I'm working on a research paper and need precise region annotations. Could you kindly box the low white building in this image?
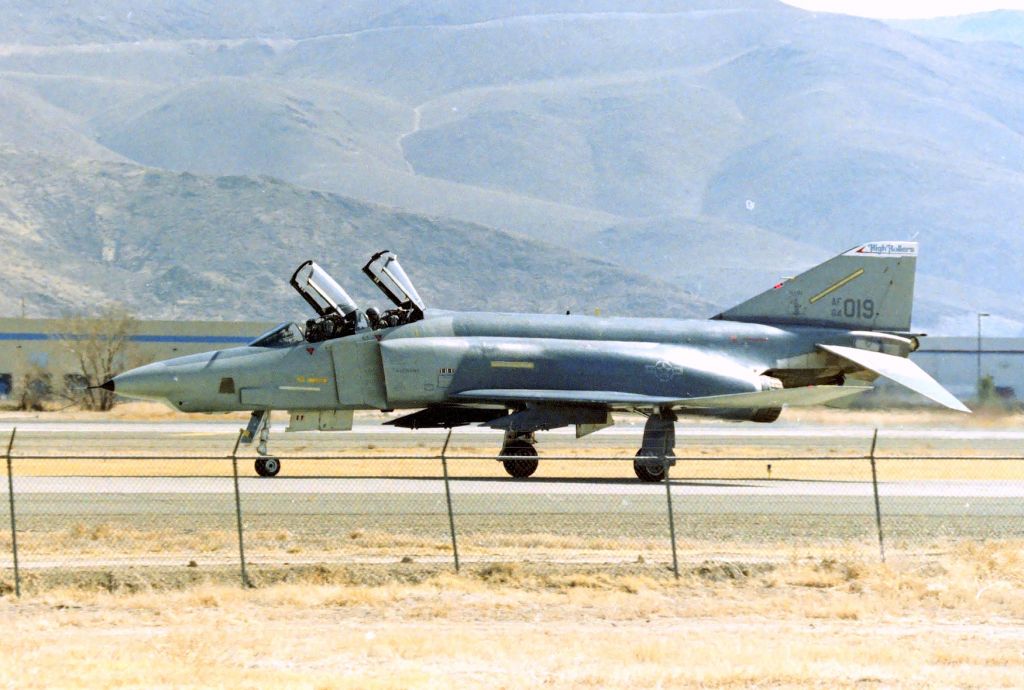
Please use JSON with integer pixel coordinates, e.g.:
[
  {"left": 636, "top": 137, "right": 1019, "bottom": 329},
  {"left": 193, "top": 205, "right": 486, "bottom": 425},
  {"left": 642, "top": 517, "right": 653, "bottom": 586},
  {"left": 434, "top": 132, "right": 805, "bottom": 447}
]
[
  {"left": 0, "top": 318, "right": 1020, "bottom": 406},
  {"left": 0, "top": 317, "right": 274, "bottom": 401},
  {"left": 907, "top": 337, "right": 1024, "bottom": 402}
]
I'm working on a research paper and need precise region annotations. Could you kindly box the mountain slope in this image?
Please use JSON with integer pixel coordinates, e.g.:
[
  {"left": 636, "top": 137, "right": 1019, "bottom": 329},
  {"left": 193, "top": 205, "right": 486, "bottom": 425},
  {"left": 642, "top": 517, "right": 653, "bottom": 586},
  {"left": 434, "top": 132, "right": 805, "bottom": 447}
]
[
  {"left": 0, "top": 147, "right": 711, "bottom": 320},
  {"left": 894, "top": 11, "right": 1024, "bottom": 47},
  {"left": 1, "top": 2, "right": 1023, "bottom": 333}
]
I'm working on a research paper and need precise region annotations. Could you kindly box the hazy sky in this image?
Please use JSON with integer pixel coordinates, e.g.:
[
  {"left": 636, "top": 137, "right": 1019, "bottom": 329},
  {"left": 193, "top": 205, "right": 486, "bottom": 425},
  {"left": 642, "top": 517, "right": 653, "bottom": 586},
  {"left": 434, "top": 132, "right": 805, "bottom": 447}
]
[{"left": 782, "top": 1, "right": 1024, "bottom": 19}]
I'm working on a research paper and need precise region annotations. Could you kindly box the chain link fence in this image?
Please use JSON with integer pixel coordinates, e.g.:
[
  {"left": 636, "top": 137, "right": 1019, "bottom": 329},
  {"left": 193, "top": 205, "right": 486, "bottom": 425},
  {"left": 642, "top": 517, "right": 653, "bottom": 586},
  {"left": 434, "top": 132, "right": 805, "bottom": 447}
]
[{"left": 2, "top": 424, "right": 1024, "bottom": 595}]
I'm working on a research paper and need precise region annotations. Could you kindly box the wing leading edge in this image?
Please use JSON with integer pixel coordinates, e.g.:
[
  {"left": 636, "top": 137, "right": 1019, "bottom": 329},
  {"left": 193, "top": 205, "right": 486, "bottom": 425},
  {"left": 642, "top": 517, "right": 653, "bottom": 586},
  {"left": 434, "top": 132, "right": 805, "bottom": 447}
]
[{"left": 454, "top": 385, "right": 871, "bottom": 409}]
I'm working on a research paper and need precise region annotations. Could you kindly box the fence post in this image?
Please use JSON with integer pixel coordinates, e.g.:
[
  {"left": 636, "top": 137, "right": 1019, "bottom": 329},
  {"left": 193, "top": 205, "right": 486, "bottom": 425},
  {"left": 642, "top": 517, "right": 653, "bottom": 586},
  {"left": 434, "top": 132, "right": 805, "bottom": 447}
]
[
  {"left": 440, "top": 429, "right": 460, "bottom": 573},
  {"left": 5, "top": 428, "right": 19, "bottom": 598},
  {"left": 868, "top": 428, "right": 886, "bottom": 563},
  {"left": 230, "top": 430, "right": 252, "bottom": 588},
  {"left": 664, "top": 457, "right": 680, "bottom": 579}
]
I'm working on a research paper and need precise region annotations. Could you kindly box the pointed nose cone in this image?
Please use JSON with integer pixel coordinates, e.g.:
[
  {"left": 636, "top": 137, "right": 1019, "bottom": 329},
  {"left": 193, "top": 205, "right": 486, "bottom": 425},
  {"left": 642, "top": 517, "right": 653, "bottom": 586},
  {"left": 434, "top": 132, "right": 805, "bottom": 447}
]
[
  {"left": 109, "top": 362, "right": 177, "bottom": 402},
  {"left": 99, "top": 379, "right": 115, "bottom": 392}
]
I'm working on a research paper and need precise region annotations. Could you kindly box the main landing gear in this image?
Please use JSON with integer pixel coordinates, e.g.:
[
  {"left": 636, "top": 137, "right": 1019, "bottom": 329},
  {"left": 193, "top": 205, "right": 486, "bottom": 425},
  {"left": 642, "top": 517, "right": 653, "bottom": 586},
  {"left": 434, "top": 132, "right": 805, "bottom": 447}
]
[
  {"left": 493, "top": 412, "right": 677, "bottom": 482},
  {"left": 244, "top": 410, "right": 281, "bottom": 477},
  {"left": 499, "top": 431, "right": 539, "bottom": 478},
  {"left": 633, "top": 411, "right": 677, "bottom": 483}
]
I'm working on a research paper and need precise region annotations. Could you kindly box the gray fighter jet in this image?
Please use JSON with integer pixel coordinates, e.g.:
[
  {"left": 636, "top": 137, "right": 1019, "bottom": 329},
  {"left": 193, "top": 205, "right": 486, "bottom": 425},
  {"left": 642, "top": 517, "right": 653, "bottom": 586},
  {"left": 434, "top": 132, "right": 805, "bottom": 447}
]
[{"left": 104, "top": 242, "right": 969, "bottom": 480}]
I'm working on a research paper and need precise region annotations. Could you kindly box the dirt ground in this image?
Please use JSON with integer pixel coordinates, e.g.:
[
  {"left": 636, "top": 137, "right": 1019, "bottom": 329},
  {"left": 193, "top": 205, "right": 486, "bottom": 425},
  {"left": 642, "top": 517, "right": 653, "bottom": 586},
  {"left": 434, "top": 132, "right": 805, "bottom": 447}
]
[
  {"left": 3, "top": 405, "right": 1023, "bottom": 687},
  {"left": 4, "top": 544, "right": 1024, "bottom": 689}
]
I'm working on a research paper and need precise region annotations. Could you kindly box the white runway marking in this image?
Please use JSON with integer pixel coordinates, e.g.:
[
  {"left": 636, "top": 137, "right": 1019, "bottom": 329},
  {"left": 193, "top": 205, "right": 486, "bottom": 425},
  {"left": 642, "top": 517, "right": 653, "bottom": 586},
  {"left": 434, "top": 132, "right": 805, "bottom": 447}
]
[{"left": 9, "top": 476, "right": 1024, "bottom": 498}]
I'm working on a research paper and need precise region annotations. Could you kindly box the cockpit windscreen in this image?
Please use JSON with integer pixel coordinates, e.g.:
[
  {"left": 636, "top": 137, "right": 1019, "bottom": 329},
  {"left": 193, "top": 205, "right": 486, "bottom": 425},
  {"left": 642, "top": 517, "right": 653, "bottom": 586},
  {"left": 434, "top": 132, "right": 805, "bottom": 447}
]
[{"left": 249, "top": 322, "right": 305, "bottom": 348}]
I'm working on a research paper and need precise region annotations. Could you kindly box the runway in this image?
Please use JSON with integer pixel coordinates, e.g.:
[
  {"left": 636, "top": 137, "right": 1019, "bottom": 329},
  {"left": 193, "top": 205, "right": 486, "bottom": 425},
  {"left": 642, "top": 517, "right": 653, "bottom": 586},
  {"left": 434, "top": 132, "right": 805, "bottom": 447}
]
[
  {"left": 8, "top": 475, "right": 1024, "bottom": 499},
  {"left": 3, "top": 419, "right": 1024, "bottom": 442},
  {"left": 3, "top": 420, "right": 1023, "bottom": 538}
]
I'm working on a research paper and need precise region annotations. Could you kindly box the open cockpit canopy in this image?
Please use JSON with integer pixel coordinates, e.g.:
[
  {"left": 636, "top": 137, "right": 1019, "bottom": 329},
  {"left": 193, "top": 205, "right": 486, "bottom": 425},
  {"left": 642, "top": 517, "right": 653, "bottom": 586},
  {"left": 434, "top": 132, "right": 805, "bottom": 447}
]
[
  {"left": 290, "top": 260, "right": 367, "bottom": 342},
  {"left": 290, "top": 260, "right": 359, "bottom": 318},
  {"left": 286, "top": 252, "right": 426, "bottom": 339},
  {"left": 362, "top": 250, "right": 425, "bottom": 321}
]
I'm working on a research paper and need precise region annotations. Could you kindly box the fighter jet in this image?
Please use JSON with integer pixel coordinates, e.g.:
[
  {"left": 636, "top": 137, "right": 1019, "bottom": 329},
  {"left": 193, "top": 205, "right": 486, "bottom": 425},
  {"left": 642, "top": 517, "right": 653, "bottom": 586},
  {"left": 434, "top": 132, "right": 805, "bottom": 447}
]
[{"left": 104, "top": 242, "right": 969, "bottom": 480}]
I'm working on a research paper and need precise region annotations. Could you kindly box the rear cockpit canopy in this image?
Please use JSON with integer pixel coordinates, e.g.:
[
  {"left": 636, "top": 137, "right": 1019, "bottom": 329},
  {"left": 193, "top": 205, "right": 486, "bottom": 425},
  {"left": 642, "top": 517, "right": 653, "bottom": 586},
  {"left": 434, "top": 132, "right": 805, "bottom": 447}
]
[{"left": 362, "top": 250, "right": 425, "bottom": 327}]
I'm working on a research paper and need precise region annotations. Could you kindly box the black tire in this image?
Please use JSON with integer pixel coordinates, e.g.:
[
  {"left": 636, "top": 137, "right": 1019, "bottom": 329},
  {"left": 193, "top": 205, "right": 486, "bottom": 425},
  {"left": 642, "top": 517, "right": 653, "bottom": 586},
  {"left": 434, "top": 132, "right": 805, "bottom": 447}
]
[
  {"left": 255, "top": 456, "right": 281, "bottom": 477},
  {"left": 633, "top": 450, "right": 669, "bottom": 482},
  {"left": 500, "top": 441, "right": 539, "bottom": 478}
]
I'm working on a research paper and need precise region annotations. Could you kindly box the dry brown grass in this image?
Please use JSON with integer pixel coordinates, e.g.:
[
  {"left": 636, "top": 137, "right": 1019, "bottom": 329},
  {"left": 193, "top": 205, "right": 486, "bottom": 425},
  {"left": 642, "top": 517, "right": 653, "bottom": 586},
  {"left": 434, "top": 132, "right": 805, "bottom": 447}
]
[
  {"left": 4, "top": 544, "right": 1024, "bottom": 688},
  {"left": 9, "top": 520, "right": 676, "bottom": 566}
]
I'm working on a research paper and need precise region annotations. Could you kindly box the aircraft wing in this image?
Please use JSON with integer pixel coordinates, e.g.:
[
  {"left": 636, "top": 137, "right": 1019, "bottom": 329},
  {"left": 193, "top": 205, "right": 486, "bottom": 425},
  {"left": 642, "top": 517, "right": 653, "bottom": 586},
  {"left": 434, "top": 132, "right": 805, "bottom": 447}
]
[
  {"left": 818, "top": 344, "right": 971, "bottom": 413},
  {"left": 454, "top": 389, "right": 679, "bottom": 406},
  {"left": 671, "top": 385, "right": 871, "bottom": 409},
  {"left": 454, "top": 385, "right": 870, "bottom": 409}
]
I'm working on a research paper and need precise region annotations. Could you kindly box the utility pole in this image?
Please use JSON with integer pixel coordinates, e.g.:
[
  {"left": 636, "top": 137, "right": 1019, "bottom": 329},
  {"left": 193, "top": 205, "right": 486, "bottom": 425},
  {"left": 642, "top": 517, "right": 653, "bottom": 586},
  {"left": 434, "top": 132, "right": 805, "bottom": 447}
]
[{"left": 976, "top": 312, "right": 989, "bottom": 399}]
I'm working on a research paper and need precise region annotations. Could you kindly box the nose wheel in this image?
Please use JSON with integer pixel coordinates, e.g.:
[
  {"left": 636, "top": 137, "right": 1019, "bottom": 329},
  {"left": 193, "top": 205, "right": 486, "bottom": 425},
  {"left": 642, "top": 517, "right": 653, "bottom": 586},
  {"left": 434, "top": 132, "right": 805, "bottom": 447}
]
[{"left": 255, "top": 456, "right": 281, "bottom": 477}]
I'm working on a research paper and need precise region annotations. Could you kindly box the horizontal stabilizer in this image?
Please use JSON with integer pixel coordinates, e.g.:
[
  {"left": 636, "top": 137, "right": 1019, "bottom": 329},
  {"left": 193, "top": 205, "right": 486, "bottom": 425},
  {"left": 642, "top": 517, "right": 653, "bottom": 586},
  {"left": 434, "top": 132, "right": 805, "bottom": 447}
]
[
  {"left": 819, "top": 344, "right": 971, "bottom": 413},
  {"left": 673, "top": 385, "right": 871, "bottom": 409}
]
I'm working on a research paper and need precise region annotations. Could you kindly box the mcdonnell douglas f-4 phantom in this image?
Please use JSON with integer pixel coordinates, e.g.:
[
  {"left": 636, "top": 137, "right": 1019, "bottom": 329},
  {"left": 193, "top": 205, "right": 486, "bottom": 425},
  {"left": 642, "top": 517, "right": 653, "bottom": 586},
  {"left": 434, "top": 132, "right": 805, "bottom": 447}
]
[{"left": 104, "top": 242, "right": 969, "bottom": 481}]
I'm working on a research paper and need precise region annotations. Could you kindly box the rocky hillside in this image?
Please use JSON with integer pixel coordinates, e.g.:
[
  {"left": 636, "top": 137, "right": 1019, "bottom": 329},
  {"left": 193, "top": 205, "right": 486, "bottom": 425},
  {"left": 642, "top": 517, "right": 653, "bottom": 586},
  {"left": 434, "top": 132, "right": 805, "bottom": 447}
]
[
  {"left": 0, "top": 148, "right": 710, "bottom": 320},
  {"left": 1, "top": 1, "right": 1023, "bottom": 332}
]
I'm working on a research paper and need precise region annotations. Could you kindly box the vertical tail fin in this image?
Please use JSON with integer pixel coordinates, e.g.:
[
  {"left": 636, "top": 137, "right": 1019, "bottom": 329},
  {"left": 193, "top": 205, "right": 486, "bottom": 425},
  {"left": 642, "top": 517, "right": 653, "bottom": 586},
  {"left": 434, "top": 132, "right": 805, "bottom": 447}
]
[{"left": 714, "top": 241, "right": 917, "bottom": 331}]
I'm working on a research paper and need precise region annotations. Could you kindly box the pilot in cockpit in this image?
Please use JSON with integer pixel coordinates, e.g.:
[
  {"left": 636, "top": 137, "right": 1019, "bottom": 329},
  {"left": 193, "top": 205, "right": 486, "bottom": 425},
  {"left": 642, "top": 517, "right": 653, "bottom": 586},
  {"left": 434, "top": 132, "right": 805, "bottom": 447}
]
[{"left": 289, "top": 250, "right": 426, "bottom": 343}]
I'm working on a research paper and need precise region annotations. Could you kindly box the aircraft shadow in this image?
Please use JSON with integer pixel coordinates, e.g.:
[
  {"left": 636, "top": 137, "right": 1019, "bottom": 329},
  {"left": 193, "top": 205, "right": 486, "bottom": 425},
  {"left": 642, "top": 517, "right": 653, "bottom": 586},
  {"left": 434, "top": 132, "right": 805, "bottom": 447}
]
[
  {"left": 292, "top": 475, "right": 761, "bottom": 489},
  {"left": 259, "top": 474, "right": 870, "bottom": 487}
]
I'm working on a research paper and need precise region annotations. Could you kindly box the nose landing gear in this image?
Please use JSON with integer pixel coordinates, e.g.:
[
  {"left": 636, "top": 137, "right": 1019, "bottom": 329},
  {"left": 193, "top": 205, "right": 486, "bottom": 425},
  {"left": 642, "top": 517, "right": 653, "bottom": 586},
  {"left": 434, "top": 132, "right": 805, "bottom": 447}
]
[
  {"left": 243, "top": 409, "right": 282, "bottom": 477},
  {"left": 255, "top": 455, "right": 281, "bottom": 477}
]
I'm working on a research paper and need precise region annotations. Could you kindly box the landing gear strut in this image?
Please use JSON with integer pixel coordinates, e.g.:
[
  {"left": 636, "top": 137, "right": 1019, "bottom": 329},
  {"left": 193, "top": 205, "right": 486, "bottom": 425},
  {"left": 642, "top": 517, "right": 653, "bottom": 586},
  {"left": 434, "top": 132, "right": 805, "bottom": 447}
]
[
  {"left": 499, "top": 431, "right": 538, "bottom": 478},
  {"left": 634, "top": 411, "right": 677, "bottom": 482},
  {"left": 243, "top": 409, "right": 281, "bottom": 478}
]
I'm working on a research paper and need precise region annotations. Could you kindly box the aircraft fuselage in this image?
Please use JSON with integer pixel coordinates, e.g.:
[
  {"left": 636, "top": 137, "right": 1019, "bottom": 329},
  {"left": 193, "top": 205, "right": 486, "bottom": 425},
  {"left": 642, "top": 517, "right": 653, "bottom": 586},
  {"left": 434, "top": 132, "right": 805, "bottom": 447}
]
[{"left": 110, "top": 310, "right": 901, "bottom": 416}]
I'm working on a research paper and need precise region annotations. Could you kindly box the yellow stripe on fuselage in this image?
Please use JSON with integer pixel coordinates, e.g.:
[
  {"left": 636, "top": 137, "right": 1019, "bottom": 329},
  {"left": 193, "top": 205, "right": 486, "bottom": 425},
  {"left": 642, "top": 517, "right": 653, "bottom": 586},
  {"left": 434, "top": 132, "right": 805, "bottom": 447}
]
[
  {"left": 809, "top": 268, "right": 865, "bottom": 304},
  {"left": 491, "top": 361, "right": 535, "bottom": 369}
]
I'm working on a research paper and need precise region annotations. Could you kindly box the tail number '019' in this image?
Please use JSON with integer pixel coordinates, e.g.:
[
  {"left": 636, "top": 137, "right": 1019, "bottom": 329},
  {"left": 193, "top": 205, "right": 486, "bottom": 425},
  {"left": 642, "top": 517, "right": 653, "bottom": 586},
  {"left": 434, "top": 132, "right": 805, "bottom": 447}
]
[{"left": 832, "top": 297, "right": 875, "bottom": 319}]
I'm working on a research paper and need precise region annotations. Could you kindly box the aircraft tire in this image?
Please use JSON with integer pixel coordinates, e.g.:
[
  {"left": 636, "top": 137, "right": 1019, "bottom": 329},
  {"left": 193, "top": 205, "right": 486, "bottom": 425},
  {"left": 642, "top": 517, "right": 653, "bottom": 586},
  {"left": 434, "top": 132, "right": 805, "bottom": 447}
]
[
  {"left": 633, "top": 452, "right": 668, "bottom": 482},
  {"left": 255, "top": 456, "right": 281, "bottom": 477},
  {"left": 500, "top": 441, "right": 539, "bottom": 478}
]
